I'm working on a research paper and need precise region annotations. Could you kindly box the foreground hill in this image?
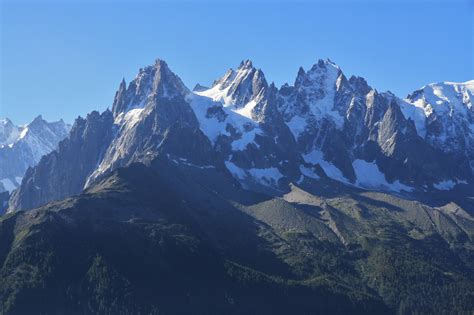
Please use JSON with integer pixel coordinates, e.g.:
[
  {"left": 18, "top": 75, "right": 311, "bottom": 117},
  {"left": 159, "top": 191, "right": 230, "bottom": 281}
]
[{"left": 1, "top": 159, "right": 473, "bottom": 314}]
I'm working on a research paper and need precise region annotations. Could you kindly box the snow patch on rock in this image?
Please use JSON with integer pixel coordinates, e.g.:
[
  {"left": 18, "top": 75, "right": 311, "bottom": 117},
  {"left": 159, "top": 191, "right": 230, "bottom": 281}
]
[
  {"left": 187, "top": 93, "right": 262, "bottom": 151},
  {"left": 303, "top": 150, "right": 349, "bottom": 184},
  {"left": 224, "top": 161, "right": 283, "bottom": 187},
  {"left": 299, "top": 165, "right": 320, "bottom": 179},
  {"left": 352, "top": 159, "right": 414, "bottom": 192},
  {"left": 433, "top": 179, "right": 468, "bottom": 190}
]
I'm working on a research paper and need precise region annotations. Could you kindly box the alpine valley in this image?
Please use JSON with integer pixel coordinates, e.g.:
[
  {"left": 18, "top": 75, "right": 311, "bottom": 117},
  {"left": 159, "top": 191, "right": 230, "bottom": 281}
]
[{"left": 1, "top": 59, "right": 473, "bottom": 314}]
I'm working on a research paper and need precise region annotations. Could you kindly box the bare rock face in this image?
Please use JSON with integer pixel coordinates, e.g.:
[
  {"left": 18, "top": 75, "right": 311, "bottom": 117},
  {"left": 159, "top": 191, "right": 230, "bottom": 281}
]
[
  {"left": 8, "top": 110, "right": 114, "bottom": 211},
  {"left": 111, "top": 59, "right": 190, "bottom": 116},
  {"left": 0, "top": 191, "right": 8, "bottom": 215},
  {"left": 8, "top": 59, "right": 474, "bottom": 212}
]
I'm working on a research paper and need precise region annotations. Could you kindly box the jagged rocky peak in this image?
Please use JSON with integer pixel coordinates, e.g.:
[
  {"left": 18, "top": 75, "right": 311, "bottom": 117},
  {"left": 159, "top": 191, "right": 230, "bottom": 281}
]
[
  {"left": 277, "top": 58, "right": 347, "bottom": 132},
  {"left": 196, "top": 59, "right": 268, "bottom": 111},
  {"left": 149, "top": 59, "right": 190, "bottom": 97},
  {"left": 27, "top": 115, "right": 49, "bottom": 130},
  {"left": 295, "top": 58, "right": 341, "bottom": 88},
  {"left": 287, "top": 59, "right": 346, "bottom": 102},
  {"left": 239, "top": 58, "right": 253, "bottom": 69},
  {"left": 112, "top": 59, "right": 189, "bottom": 116},
  {"left": 293, "top": 60, "right": 372, "bottom": 104}
]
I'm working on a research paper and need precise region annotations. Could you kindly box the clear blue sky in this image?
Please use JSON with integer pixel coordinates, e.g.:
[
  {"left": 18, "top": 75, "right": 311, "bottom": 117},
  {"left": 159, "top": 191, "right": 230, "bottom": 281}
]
[{"left": 1, "top": 0, "right": 473, "bottom": 124}]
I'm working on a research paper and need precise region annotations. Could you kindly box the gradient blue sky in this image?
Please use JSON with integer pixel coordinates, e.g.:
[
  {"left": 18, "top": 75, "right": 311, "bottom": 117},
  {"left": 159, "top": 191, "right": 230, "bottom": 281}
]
[{"left": 1, "top": 0, "right": 473, "bottom": 124}]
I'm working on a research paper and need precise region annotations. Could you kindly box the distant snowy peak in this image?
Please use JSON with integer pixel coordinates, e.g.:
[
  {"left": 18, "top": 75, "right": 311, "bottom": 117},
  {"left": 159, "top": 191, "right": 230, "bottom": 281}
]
[
  {"left": 0, "top": 118, "right": 21, "bottom": 147},
  {"left": 20, "top": 115, "right": 71, "bottom": 161},
  {"left": 0, "top": 115, "right": 69, "bottom": 151},
  {"left": 0, "top": 116, "right": 70, "bottom": 193},
  {"left": 404, "top": 80, "right": 474, "bottom": 157},
  {"left": 406, "top": 80, "right": 474, "bottom": 117}
]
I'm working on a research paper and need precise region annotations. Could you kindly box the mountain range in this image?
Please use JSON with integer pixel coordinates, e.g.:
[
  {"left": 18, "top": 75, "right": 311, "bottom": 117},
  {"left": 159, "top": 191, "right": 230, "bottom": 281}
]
[
  {"left": 7, "top": 59, "right": 473, "bottom": 212},
  {"left": 1, "top": 58, "right": 473, "bottom": 314}
]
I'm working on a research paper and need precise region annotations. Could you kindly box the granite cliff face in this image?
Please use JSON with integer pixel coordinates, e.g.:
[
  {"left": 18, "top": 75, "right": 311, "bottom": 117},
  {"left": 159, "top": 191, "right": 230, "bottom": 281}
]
[
  {"left": 8, "top": 59, "right": 473, "bottom": 212},
  {"left": 8, "top": 111, "right": 114, "bottom": 212}
]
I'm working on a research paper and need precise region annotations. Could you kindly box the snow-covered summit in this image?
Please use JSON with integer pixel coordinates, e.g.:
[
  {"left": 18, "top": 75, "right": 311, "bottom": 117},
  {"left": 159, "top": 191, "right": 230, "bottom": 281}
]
[
  {"left": 404, "top": 80, "right": 474, "bottom": 159},
  {"left": 195, "top": 59, "right": 268, "bottom": 120},
  {"left": 406, "top": 80, "right": 473, "bottom": 117}
]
